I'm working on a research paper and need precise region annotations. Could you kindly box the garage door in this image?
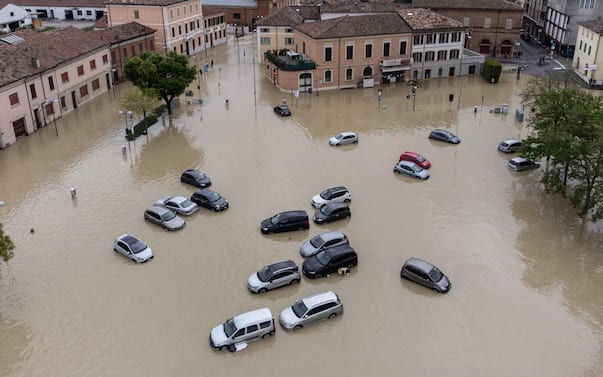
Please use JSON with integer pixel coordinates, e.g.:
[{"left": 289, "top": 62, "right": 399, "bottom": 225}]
[{"left": 12, "top": 117, "right": 26, "bottom": 137}]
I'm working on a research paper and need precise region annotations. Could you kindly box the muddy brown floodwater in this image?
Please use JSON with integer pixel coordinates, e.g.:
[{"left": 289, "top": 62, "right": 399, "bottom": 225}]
[{"left": 1, "top": 35, "right": 602, "bottom": 377}]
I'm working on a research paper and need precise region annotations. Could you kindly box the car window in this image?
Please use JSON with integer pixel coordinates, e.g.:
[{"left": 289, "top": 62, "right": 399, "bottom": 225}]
[
  {"left": 306, "top": 306, "right": 323, "bottom": 316},
  {"left": 272, "top": 271, "right": 290, "bottom": 280},
  {"left": 246, "top": 324, "right": 258, "bottom": 333},
  {"left": 117, "top": 241, "right": 129, "bottom": 251},
  {"left": 167, "top": 201, "right": 177, "bottom": 207},
  {"left": 324, "top": 239, "right": 337, "bottom": 247},
  {"left": 259, "top": 321, "right": 271, "bottom": 329},
  {"left": 233, "top": 328, "right": 245, "bottom": 338}
]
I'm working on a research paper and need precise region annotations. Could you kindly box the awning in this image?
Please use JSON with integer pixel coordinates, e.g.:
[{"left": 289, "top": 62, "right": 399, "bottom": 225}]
[{"left": 381, "top": 66, "right": 410, "bottom": 73}]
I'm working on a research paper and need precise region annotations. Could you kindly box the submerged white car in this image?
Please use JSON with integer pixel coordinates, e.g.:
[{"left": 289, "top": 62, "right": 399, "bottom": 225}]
[
  {"left": 155, "top": 195, "right": 199, "bottom": 216},
  {"left": 329, "top": 132, "right": 358, "bottom": 146},
  {"left": 113, "top": 234, "right": 154, "bottom": 263},
  {"left": 279, "top": 291, "right": 343, "bottom": 330}
]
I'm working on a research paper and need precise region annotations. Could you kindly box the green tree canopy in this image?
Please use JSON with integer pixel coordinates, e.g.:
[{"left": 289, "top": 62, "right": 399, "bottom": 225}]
[
  {"left": 521, "top": 80, "right": 603, "bottom": 221},
  {"left": 0, "top": 223, "right": 15, "bottom": 264},
  {"left": 123, "top": 51, "right": 196, "bottom": 115},
  {"left": 119, "top": 87, "right": 160, "bottom": 120}
]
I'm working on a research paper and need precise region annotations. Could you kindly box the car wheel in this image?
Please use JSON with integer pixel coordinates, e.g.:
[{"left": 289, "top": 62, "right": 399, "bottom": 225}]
[
  {"left": 401, "top": 273, "right": 409, "bottom": 280},
  {"left": 353, "top": 140, "right": 358, "bottom": 144},
  {"left": 113, "top": 248, "right": 118, "bottom": 253},
  {"left": 344, "top": 199, "right": 351, "bottom": 203},
  {"left": 328, "top": 313, "right": 337, "bottom": 319},
  {"left": 293, "top": 325, "right": 302, "bottom": 331},
  {"left": 290, "top": 279, "right": 300, "bottom": 285},
  {"left": 227, "top": 345, "right": 236, "bottom": 353},
  {"left": 258, "top": 288, "right": 268, "bottom": 294},
  {"left": 415, "top": 176, "right": 421, "bottom": 179}
]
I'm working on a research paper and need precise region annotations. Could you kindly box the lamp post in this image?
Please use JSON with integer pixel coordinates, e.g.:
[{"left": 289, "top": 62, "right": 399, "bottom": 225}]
[
  {"left": 43, "top": 99, "right": 59, "bottom": 136},
  {"left": 411, "top": 85, "right": 417, "bottom": 111},
  {"left": 192, "top": 55, "right": 201, "bottom": 99},
  {"left": 119, "top": 110, "right": 133, "bottom": 149},
  {"left": 108, "top": 68, "right": 117, "bottom": 100}
]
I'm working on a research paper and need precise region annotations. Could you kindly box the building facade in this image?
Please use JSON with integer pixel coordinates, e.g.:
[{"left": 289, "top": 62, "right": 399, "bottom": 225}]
[
  {"left": 9, "top": 0, "right": 105, "bottom": 20},
  {"left": 0, "top": 27, "right": 111, "bottom": 148},
  {"left": 572, "top": 20, "right": 603, "bottom": 86},
  {"left": 105, "top": 0, "right": 206, "bottom": 55},
  {"left": 413, "top": 0, "right": 524, "bottom": 58},
  {"left": 201, "top": 0, "right": 271, "bottom": 29},
  {"left": 0, "top": 2, "right": 35, "bottom": 32}
]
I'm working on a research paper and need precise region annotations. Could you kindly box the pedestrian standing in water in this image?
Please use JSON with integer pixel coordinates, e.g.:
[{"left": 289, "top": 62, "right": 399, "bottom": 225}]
[{"left": 211, "top": 60, "right": 214, "bottom": 67}]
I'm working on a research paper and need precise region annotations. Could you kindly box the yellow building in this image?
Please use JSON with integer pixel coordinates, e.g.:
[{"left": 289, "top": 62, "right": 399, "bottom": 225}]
[{"left": 573, "top": 20, "right": 603, "bottom": 86}]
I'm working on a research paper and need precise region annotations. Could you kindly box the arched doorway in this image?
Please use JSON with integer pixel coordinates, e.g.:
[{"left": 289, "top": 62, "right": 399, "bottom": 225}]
[
  {"left": 500, "top": 39, "right": 513, "bottom": 58},
  {"left": 363, "top": 66, "right": 373, "bottom": 76},
  {"left": 479, "top": 38, "right": 491, "bottom": 54},
  {"left": 299, "top": 73, "right": 312, "bottom": 92}
]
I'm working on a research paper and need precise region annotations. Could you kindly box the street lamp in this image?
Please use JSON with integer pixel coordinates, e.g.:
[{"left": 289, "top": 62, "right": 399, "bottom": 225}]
[
  {"left": 411, "top": 85, "right": 417, "bottom": 111},
  {"left": 43, "top": 99, "right": 59, "bottom": 136},
  {"left": 118, "top": 110, "right": 133, "bottom": 149},
  {"left": 192, "top": 55, "right": 202, "bottom": 99}
]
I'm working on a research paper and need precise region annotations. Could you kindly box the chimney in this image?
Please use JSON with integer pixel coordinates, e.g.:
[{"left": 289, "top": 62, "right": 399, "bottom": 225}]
[{"left": 31, "top": 57, "right": 40, "bottom": 68}]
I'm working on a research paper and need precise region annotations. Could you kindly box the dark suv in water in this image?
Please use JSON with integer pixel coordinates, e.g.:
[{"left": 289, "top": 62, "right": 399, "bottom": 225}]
[
  {"left": 302, "top": 245, "right": 358, "bottom": 279},
  {"left": 261, "top": 210, "right": 309, "bottom": 234}
]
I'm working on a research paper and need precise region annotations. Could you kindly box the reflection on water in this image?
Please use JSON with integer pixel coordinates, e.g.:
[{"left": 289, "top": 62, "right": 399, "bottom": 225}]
[{"left": 0, "top": 35, "right": 602, "bottom": 377}]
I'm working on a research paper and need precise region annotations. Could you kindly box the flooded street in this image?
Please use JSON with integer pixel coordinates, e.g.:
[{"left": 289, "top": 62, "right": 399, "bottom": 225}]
[{"left": 1, "top": 35, "right": 602, "bottom": 377}]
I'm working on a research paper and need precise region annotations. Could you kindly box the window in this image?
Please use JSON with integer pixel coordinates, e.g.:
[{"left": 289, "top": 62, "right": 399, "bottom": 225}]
[
  {"left": 400, "top": 41, "right": 407, "bottom": 55},
  {"left": 60, "top": 96, "right": 66, "bottom": 108},
  {"left": 170, "top": 9, "right": 173, "bottom": 19},
  {"left": 451, "top": 32, "right": 460, "bottom": 42},
  {"left": 439, "top": 33, "right": 448, "bottom": 43},
  {"left": 450, "top": 49, "right": 460, "bottom": 59},
  {"left": 383, "top": 42, "right": 390, "bottom": 56},
  {"left": 48, "top": 76, "right": 55, "bottom": 90},
  {"left": 425, "top": 51, "right": 435, "bottom": 61},
  {"left": 185, "top": 24, "right": 188, "bottom": 33},
  {"left": 183, "top": 5, "right": 186, "bottom": 14},
  {"left": 92, "top": 78, "right": 100, "bottom": 91},
  {"left": 438, "top": 68, "right": 443, "bottom": 77},
  {"left": 413, "top": 34, "right": 423, "bottom": 45},
  {"left": 45, "top": 102, "right": 54, "bottom": 115},
  {"left": 61, "top": 72, "right": 69, "bottom": 83},
  {"left": 29, "top": 84, "right": 37, "bottom": 98},
  {"left": 325, "top": 47, "right": 332, "bottom": 61},
  {"left": 285, "top": 27, "right": 293, "bottom": 33},
  {"left": 325, "top": 70, "right": 332, "bottom": 82},
  {"left": 412, "top": 52, "right": 422, "bottom": 62},
  {"left": 259, "top": 321, "right": 271, "bottom": 329},
  {"left": 178, "top": 25, "right": 182, "bottom": 35},
  {"left": 260, "top": 37, "right": 270, "bottom": 45},
  {"left": 77, "top": 10, "right": 82, "bottom": 16},
  {"left": 177, "top": 8, "right": 180, "bottom": 16},
  {"left": 139, "top": 43, "right": 143, "bottom": 52},
  {"left": 171, "top": 27, "right": 175, "bottom": 38},
  {"left": 233, "top": 328, "right": 245, "bottom": 337},
  {"left": 134, "top": 10, "right": 139, "bottom": 19},
  {"left": 345, "top": 68, "right": 352, "bottom": 80},
  {"left": 346, "top": 45, "right": 353, "bottom": 60},
  {"left": 102, "top": 54, "right": 108, "bottom": 64},
  {"left": 77, "top": 65, "right": 84, "bottom": 76},
  {"left": 131, "top": 46, "right": 135, "bottom": 56},
  {"left": 589, "top": 45, "right": 592, "bottom": 54},
  {"left": 89, "top": 60, "right": 96, "bottom": 70},
  {"left": 484, "top": 17, "right": 491, "bottom": 28},
  {"left": 426, "top": 34, "right": 435, "bottom": 44},
  {"left": 86, "top": 10, "right": 92, "bottom": 16},
  {"left": 284, "top": 37, "right": 294, "bottom": 45},
  {"left": 9, "top": 11, "right": 13, "bottom": 16},
  {"left": 246, "top": 324, "right": 258, "bottom": 333},
  {"left": 9, "top": 93, "right": 19, "bottom": 106},
  {"left": 260, "top": 27, "right": 269, "bottom": 32},
  {"left": 437, "top": 50, "right": 447, "bottom": 60},
  {"left": 233, "top": 13, "right": 241, "bottom": 19},
  {"left": 80, "top": 85, "right": 88, "bottom": 97},
  {"left": 505, "top": 18, "right": 513, "bottom": 29},
  {"left": 365, "top": 44, "right": 372, "bottom": 58},
  {"left": 123, "top": 48, "right": 128, "bottom": 57}
]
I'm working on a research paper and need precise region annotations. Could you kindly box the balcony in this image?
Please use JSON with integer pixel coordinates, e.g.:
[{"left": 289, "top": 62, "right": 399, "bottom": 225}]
[{"left": 265, "top": 50, "right": 316, "bottom": 71}]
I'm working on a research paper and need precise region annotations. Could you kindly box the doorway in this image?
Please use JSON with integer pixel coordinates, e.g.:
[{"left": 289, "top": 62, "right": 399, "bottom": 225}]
[{"left": 71, "top": 91, "right": 77, "bottom": 109}]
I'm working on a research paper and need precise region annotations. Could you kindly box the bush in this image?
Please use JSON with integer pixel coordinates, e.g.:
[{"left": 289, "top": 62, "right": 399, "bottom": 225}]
[
  {"left": 125, "top": 105, "right": 167, "bottom": 141},
  {"left": 483, "top": 59, "right": 502, "bottom": 83}
]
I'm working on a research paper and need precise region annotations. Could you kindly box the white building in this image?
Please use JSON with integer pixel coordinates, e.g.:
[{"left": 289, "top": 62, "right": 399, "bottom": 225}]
[{"left": 0, "top": 3, "right": 34, "bottom": 32}]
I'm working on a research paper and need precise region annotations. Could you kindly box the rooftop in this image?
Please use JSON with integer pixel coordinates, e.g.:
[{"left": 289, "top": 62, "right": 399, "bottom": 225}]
[
  {"left": 578, "top": 19, "right": 603, "bottom": 35},
  {"left": 296, "top": 13, "right": 411, "bottom": 39},
  {"left": 104, "top": 0, "right": 191, "bottom": 6},
  {"left": 94, "top": 21, "right": 156, "bottom": 43},
  {"left": 399, "top": 8, "right": 464, "bottom": 31},
  {"left": 0, "top": 27, "right": 109, "bottom": 87},
  {"left": 411, "top": 0, "right": 524, "bottom": 11},
  {"left": 256, "top": 6, "right": 320, "bottom": 27},
  {"left": 7, "top": 0, "right": 104, "bottom": 6}
]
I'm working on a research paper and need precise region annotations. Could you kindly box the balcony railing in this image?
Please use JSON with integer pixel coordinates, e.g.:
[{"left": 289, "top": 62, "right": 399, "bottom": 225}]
[{"left": 265, "top": 51, "right": 316, "bottom": 71}]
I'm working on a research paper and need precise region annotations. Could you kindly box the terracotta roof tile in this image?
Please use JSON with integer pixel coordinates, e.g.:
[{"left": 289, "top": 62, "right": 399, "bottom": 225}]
[
  {"left": 578, "top": 19, "right": 603, "bottom": 34},
  {"left": 296, "top": 13, "right": 411, "bottom": 39},
  {"left": 93, "top": 21, "right": 155, "bottom": 42},
  {"left": 256, "top": 6, "right": 319, "bottom": 27},
  {"left": 411, "top": 0, "right": 523, "bottom": 11},
  {"left": 104, "top": 0, "right": 190, "bottom": 5},
  {"left": 399, "top": 8, "right": 464, "bottom": 30},
  {"left": 0, "top": 27, "right": 109, "bottom": 87},
  {"left": 9, "top": 0, "right": 104, "bottom": 7}
]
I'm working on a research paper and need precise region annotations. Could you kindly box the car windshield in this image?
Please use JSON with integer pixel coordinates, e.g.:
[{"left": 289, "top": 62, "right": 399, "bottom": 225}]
[
  {"left": 161, "top": 211, "right": 176, "bottom": 221},
  {"left": 179, "top": 199, "right": 194, "bottom": 207},
  {"left": 291, "top": 300, "right": 308, "bottom": 318},
  {"left": 206, "top": 191, "right": 221, "bottom": 201},
  {"left": 416, "top": 155, "right": 425, "bottom": 162},
  {"left": 336, "top": 134, "right": 344, "bottom": 140},
  {"left": 428, "top": 267, "right": 443, "bottom": 282},
  {"left": 319, "top": 189, "right": 332, "bottom": 199},
  {"left": 309, "top": 234, "right": 326, "bottom": 248},
  {"left": 129, "top": 239, "right": 148, "bottom": 254},
  {"left": 411, "top": 165, "right": 423, "bottom": 173},
  {"left": 191, "top": 171, "right": 205, "bottom": 179},
  {"left": 315, "top": 250, "right": 331, "bottom": 265},
  {"left": 257, "top": 266, "right": 272, "bottom": 282},
  {"left": 270, "top": 214, "right": 281, "bottom": 225},
  {"left": 320, "top": 206, "right": 333, "bottom": 215},
  {"left": 223, "top": 318, "right": 237, "bottom": 338}
]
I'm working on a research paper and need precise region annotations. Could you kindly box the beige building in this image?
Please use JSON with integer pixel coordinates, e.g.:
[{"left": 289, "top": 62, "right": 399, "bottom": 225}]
[
  {"left": 0, "top": 27, "right": 111, "bottom": 148},
  {"left": 573, "top": 20, "right": 603, "bottom": 86},
  {"left": 105, "top": 0, "right": 207, "bottom": 55},
  {"left": 264, "top": 13, "right": 413, "bottom": 92}
]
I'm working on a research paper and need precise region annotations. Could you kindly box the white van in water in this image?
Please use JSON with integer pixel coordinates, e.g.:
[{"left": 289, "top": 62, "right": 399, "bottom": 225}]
[{"left": 210, "top": 307, "right": 275, "bottom": 352}]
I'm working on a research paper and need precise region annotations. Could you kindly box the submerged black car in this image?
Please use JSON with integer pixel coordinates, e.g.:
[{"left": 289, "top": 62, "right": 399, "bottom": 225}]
[
  {"left": 180, "top": 169, "right": 212, "bottom": 188},
  {"left": 313, "top": 202, "right": 351, "bottom": 224},
  {"left": 274, "top": 104, "right": 292, "bottom": 116},
  {"left": 302, "top": 245, "right": 358, "bottom": 279},
  {"left": 191, "top": 189, "right": 228, "bottom": 211}
]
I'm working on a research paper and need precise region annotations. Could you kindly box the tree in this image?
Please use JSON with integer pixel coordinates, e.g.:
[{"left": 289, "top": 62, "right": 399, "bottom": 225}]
[
  {"left": 0, "top": 223, "right": 15, "bottom": 264},
  {"left": 521, "top": 80, "right": 603, "bottom": 221},
  {"left": 120, "top": 87, "right": 159, "bottom": 120},
  {"left": 123, "top": 51, "right": 196, "bottom": 115}
]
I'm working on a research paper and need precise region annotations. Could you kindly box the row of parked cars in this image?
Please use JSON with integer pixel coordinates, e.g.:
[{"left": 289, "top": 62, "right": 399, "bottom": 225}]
[{"left": 113, "top": 169, "right": 228, "bottom": 263}]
